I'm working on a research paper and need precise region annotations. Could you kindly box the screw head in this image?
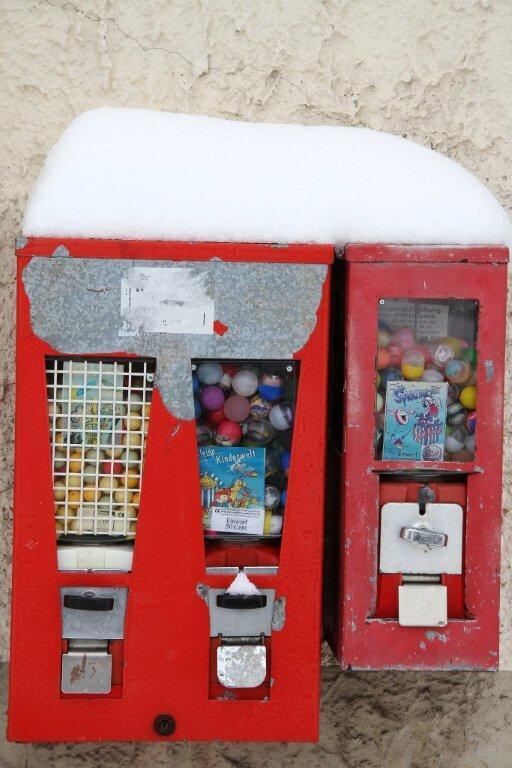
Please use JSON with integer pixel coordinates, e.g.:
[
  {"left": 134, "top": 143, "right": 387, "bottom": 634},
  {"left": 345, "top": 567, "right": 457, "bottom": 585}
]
[
  {"left": 153, "top": 714, "right": 176, "bottom": 737},
  {"left": 146, "top": 373, "right": 154, "bottom": 383}
]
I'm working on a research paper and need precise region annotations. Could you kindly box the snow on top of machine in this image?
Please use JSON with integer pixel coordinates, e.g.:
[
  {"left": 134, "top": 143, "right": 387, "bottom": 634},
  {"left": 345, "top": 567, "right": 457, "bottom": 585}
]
[
  {"left": 226, "top": 572, "right": 261, "bottom": 596},
  {"left": 23, "top": 107, "right": 512, "bottom": 247}
]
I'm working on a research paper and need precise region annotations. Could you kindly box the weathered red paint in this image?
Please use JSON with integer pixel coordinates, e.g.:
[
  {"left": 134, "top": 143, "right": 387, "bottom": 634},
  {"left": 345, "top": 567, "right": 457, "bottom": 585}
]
[
  {"left": 8, "top": 238, "right": 333, "bottom": 742},
  {"left": 17, "top": 236, "right": 333, "bottom": 264},
  {"left": 332, "top": 244, "right": 508, "bottom": 670}
]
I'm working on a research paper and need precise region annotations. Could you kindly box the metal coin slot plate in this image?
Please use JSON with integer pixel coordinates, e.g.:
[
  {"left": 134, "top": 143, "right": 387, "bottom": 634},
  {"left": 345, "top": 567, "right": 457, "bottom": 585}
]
[
  {"left": 398, "top": 583, "right": 448, "bottom": 627},
  {"left": 380, "top": 503, "right": 463, "bottom": 575},
  {"left": 207, "top": 589, "right": 275, "bottom": 638},
  {"left": 217, "top": 643, "right": 267, "bottom": 689},
  {"left": 61, "top": 586, "right": 128, "bottom": 639},
  {"left": 60, "top": 587, "right": 127, "bottom": 694}
]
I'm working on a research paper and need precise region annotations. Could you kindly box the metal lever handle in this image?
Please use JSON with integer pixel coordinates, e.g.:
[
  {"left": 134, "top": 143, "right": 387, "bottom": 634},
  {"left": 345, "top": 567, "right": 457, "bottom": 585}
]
[
  {"left": 63, "top": 593, "right": 115, "bottom": 611},
  {"left": 400, "top": 527, "right": 448, "bottom": 548},
  {"left": 216, "top": 594, "right": 267, "bottom": 610}
]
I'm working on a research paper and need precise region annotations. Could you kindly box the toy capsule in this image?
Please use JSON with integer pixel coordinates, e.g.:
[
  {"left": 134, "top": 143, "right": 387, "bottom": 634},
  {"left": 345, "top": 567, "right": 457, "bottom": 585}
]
[
  {"left": 390, "top": 327, "right": 415, "bottom": 350},
  {"left": 445, "top": 359, "right": 471, "bottom": 385},
  {"left": 401, "top": 350, "right": 425, "bottom": 380},
  {"left": 460, "top": 385, "right": 477, "bottom": 410},
  {"left": 215, "top": 421, "right": 242, "bottom": 447}
]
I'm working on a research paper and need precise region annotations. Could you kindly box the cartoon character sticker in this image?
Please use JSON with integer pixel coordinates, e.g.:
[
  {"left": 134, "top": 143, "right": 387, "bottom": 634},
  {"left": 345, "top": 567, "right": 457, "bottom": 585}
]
[{"left": 382, "top": 382, "right": 448, "bottom": 461}]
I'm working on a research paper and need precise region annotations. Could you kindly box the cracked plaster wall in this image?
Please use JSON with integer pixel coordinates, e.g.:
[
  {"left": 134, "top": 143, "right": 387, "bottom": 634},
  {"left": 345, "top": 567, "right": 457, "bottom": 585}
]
[{"left": 1, "top": 0, "right": 512, "bottom": 665}]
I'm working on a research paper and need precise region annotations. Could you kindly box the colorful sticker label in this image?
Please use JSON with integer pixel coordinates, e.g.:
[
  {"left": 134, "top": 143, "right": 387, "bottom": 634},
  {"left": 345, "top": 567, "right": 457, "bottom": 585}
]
[
  {"left": 198, "top": 446, "right": 265, "bottom": 534},
  {"left": 382, "top": 381, "right": 448, "bottom": 461}
]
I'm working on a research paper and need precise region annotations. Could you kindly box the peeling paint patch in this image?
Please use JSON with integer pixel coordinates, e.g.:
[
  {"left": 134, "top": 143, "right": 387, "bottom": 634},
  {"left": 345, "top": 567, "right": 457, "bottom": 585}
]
[
  {"left": 196, "top": 583, "right": 209, "bottom": 603},
  {"left": 52, "top": 245, "right": 70, "bottom": 258},
  {"left": 272, "top": 596, "right": 286, "bottom": 631},
  {"left": 23, "top": 258, "right": 327, "bottom": 419},
  {"left": 484, "top": 359, "right": 495, "bottom": 381},
  {"left": 425, "top": 630, "right": 448, "bottom": 643}
]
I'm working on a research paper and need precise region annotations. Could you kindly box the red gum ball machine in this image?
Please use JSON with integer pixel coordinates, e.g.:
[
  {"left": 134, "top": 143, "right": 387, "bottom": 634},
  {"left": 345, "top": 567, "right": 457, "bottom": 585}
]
[
  {"left": 8, "top": 238, "right": 333, "bottom": 742},
  {"left": 327, "top": 244, "right": 508, "bottom": 670}
]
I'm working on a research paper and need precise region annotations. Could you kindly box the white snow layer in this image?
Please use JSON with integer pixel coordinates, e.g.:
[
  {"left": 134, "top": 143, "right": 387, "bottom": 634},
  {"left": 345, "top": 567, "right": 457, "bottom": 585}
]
[
  {"left": 226, "top": 572, "right": 261, "bottom": 597},
  {"left": 23, "top": 107, "right": 512, "bottom": 247}
]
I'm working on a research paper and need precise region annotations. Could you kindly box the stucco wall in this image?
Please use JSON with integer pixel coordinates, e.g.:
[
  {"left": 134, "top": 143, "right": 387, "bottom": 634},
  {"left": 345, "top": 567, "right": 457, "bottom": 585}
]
[{"left": 1, "top": 0, "right": 511, "bottom": 664}]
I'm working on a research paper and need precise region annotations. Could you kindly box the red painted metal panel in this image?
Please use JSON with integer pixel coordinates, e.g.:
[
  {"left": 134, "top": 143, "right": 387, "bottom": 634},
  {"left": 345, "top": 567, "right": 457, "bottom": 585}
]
[
  {"left": 8, "top": 242, "right": 333, "bottom": 742},
  {"left": 345, "top": 243, "right": 508, "bottom": 264},
  {"left": 334, "top": 246, "right": 508, "bottom": 670},
  {"left": 18, "top": 237, "right": 333, "bottom": 264}
]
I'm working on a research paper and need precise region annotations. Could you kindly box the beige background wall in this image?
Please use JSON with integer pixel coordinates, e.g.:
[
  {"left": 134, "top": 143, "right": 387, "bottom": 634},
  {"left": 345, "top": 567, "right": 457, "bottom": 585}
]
[{"left": 1, "top": 0, "right": 511, "bottom": 664}]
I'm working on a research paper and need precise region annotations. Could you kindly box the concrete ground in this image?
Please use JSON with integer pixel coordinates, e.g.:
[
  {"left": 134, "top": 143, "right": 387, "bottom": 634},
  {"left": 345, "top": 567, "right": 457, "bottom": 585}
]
[{"left": 1, "top": 650, "right": 512, "bottom": 768}]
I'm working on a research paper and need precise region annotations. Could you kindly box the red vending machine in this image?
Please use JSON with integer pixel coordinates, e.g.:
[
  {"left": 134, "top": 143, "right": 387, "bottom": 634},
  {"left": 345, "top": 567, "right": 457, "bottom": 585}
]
[
  {"left": 330, "top": 244, "right": 508, "bottom": 670},
  {"left": 9, "top": 237, "right": 333, "bottom": 741}
]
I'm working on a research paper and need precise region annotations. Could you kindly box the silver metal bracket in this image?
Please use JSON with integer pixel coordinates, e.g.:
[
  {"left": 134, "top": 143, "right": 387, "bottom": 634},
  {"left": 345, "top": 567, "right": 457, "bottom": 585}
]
[{"left": 61, "top": 638, "right": 112, "bottom": 694}]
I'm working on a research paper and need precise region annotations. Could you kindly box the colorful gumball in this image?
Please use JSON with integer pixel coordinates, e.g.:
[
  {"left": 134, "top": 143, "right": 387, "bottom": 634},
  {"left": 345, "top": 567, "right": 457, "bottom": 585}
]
[
  {"left": 387, "top": 344, "right": 403, "bottom": 366},
  {"left": 375, "top": 392, "right": 384, "bottom": 412},
  {"left": 197, "top": 361, "right": 223, "bottom": 385},
  {"left": 280, "top": 450, "right": 291, "bottom": 476},
  {"left": 377, "top": 347, "right": 391, "bottom": 370},
  {"left": 232, "top": 369, "right": 259, "bottom": 397},
  {"left": 401, "top": 349, "right": 425, "bottom": 380},
  {"left": 380, "top": 367, "right": 403, "bottom": 389},
  {"left": 196, "top": 424, "right": 213, "bottom": 446},
  {"left": 206, "top": 406, "right": 225, "bottom": 426},
  {"left": 445, "top": 426, "right": 468, "bottom": 454},
  {"left": 390, "top": 327, "right": 415, "bottom": 350},
  {"left": 223, "top": 394, "right": 251, "bottom": 422},
  {"left": 439, "top": 336, "right": 461, "bottom": 359},
  {"left": 465, "top": 433, "right": 476, "bottom": 454},
  {"left": 431, "top": 342, "right": 454, "bottom": 368},
  {"left": 258, "top": 371, "right": 285, "bottom": 402},
  {"left": 219, "top": 364, "right": 237, "bottom": 391},
  {"left": 462, "top": 347, "right": 477, "bottom": 367},
  {"left": 447, "top": 402, "right": 467, "bottom": 426},
  {"left": 194, "top": 398, "right": 202, "bottom": 420},
  {"left": 192, "top": 374, "right": 200, "bottom": 395},
  {"left": 200, "top": 385, "right": 225, "bottom": 412},
  {"left": 415, "top": 344, "right": 432, "bottom": 364},
  {"left": 466, "top": 411, "right": 477, "bottom": 434},
  {"left": 249, "top": 394, "right": 272, "bottom": 420},
  {"left": 281, "top": 489, "right": 287, "bottom": 507},
  {"left": 460, "top": 385, "right": 477, "bottom": 410},
  {"left": 447, "top": 383, "right": 461, "bottom": 404},
  {"left": 445, "top": 359, "right": 470, "bottom": 385},
  {"left": 269, "top": 403, "right": 293, "bottom": 430},
  {"left": 265, "top": 486, "right": 281, "bottom": 509},
  {"left": 101, "top": 461, "right": 123, "bottom": 476},
  {"left": 243, "top": 419, "right": 275, "bottom": 446},
  {"left": 215, "top": 420, "right": 242, "bottom": 446},
  {"left": 421, "top": 369, "right": 444, "bottom": 383}
]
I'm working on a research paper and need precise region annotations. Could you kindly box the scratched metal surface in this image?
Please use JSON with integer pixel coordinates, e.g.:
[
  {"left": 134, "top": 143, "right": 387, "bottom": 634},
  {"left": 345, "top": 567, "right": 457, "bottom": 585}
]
[{"left": 23, "top": 257, "right": 327, "bottom": 420}]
